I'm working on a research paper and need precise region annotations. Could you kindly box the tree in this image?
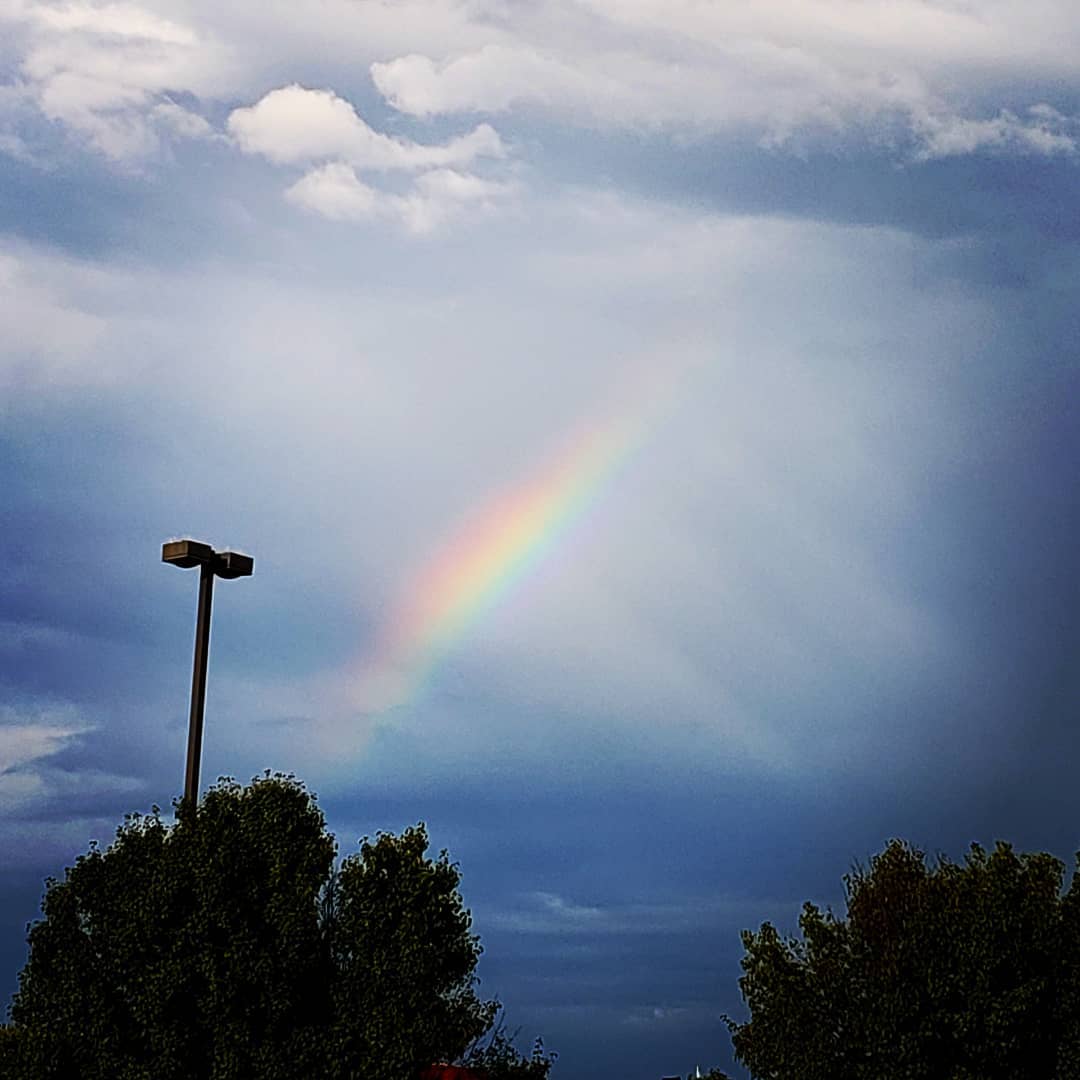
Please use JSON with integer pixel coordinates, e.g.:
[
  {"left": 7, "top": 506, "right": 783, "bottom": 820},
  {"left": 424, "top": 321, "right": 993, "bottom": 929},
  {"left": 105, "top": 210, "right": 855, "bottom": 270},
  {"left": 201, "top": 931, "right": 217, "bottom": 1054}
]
[
  {"left": 7, "top": 773, "right": 499, "bottom": 1080},
  {"left": 460, "top": 1011, "right": 557, "bottom": 1080},
  {"left": 0, "top": 1023, "right": 24, "bottom": 1071},
  {"left": 725, "top": 838, "right": 1080, "bottom": 1079}
]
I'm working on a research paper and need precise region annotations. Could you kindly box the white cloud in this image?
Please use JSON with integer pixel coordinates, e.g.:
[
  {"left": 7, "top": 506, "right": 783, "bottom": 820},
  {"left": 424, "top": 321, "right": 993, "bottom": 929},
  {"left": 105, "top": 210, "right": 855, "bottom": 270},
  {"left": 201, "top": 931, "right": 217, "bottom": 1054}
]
[
  {"left": 284, "top": 162, "right": 514, "bottom": 232},
  {"left": 911, "top": 103, "right": 1077, "bottom": 160},
  {"left": 228, "top": 85, "right": 369, "bottom": 165},
  {"left": 371, "top": 46, "right": 596, "bottom": 120},
  {"left": 227, "top": 83, "right": 504, "bottom": 170},
  {"left": 4, "top": 0, "right": 231, "bottom": 162},
  {"left": 0, "top": 767, "right": 143, "bottom": 815},
  {"left": 0, "top": 705, "right": 90, "bottom": 774},
  {"left": 227, "top": 84, "right": 513, "bottom": 231},
  {"left": 29, "top": 2, "right": 196, "bottom": 43},
  {"left": 404, "top": 166, "right": 514, "bottom": 230},
  {"left": 179, "top": 0, "right": 505, "bottom": 83},
  {"left": 152, "top": 98, "right": 214, "bottom": 139},
  {"left": 3, "top": 0, "right": 1079, "bottom": 170},
  {"left": 367, "top": 0, "right": 1080, "bottom": 156},
  {"left": 284, "top": 161, "right": 380, "bottom": 219}
]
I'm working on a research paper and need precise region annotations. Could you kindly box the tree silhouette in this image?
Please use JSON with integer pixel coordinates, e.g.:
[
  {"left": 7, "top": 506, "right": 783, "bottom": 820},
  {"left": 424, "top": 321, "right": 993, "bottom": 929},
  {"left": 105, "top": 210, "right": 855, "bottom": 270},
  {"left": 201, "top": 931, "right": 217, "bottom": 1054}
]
[
  {"left": 726, "top": 838, "right": 1080, "bottom": 1079},
  {"left": 4, "top": 773, "right": 498, "bottom": 1080}
]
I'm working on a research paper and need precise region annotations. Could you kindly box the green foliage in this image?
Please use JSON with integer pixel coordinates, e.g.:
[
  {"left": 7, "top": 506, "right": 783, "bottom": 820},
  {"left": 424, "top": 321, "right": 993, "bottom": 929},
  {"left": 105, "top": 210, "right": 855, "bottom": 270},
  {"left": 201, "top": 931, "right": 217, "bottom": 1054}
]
[
  {"left": 7, "top": 773, "right": 499, "bottom": 1080},
  {"left": 0, "top": 1023, "right": 25, "bottom": 1071},
  {"left": 726, "top": 837, "right": 1080, "bottom": 1079},
  {"left": 461, "top": 1012, "right": 557, "bottom": 1080},
  {"left": 323, "top": 825, "right": 497, "bottom": 1077}
]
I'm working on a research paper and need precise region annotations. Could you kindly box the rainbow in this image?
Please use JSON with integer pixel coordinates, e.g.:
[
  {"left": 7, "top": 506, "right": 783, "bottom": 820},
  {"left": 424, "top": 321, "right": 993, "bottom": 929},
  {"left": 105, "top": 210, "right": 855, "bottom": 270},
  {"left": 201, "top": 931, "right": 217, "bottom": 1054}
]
[{"left": 353, "top": 355, "right": 703, "bottom": 714}]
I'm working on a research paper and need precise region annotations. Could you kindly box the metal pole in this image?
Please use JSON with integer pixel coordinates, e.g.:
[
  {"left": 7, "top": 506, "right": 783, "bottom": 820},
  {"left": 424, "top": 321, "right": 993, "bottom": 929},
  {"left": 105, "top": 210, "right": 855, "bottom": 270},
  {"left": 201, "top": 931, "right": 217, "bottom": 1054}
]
[{"left": 184, "top": 561, "right": 215, "bottom": 812}]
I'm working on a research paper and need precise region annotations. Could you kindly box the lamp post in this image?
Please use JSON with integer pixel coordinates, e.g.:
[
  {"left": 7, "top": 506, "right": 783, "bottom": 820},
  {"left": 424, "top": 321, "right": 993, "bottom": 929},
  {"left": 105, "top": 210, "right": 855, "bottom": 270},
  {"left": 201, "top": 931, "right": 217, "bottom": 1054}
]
[{"left": 162, "top": 539, "right": 254, "bottom": 812}]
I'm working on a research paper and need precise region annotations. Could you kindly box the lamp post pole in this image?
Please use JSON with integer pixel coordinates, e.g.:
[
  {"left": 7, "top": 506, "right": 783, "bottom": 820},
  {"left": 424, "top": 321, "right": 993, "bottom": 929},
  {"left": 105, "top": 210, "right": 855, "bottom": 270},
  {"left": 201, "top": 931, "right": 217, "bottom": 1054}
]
[
  {"left": 163, "top": 539, "right": 254, "bottom": 815},
  {"left": 184, "top": 561, "right": 216, "bottom": 810}
]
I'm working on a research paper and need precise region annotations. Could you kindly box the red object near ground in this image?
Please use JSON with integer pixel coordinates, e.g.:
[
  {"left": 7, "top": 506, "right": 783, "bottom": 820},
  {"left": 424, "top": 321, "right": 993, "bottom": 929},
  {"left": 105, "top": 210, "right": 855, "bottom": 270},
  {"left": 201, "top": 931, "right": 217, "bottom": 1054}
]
[{"left": 420, "top": 1065, "right": 484, "bottom": 1080}]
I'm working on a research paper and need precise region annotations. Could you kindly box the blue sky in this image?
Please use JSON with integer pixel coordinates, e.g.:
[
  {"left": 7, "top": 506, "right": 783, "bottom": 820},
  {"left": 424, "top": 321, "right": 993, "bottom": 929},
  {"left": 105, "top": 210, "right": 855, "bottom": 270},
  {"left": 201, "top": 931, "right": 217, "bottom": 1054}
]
[{"left": 2, "top": 2, "right": 1080, "bottom": 1076}]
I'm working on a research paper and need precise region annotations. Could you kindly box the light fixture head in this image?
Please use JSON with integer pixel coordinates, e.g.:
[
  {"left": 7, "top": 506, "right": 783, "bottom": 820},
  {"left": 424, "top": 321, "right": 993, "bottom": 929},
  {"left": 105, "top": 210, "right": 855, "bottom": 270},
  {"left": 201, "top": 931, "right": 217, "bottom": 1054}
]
[
  {"left": 162, "top": 540, "right": 254, "bottom": 578},
  {"left": 214, "top": 550, "right": 254, "bottom": 579},
  {"left": 162, "top": 539, "right": 215, "bottom": 568}
]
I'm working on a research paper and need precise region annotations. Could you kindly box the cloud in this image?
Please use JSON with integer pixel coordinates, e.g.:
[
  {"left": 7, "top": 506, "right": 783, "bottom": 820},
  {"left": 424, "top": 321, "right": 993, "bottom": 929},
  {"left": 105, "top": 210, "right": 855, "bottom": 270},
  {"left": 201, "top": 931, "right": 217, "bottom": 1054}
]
[
  {"left": 5, "top": 0, "right": 1079, "bottom": 175},
  {"left": 0, "top": 131, "right": 29, "bottom": 159},
  {"left": 911, "top": 103, "right": 1077, "bottom": 160},
  {"left": 0, "top": 249, "right": 110, "bottom": 385},
  {"left": 0, "top": 175, "right": 1065, "bottom": 802},
  {"left": 487, "top": 891, "right": 804, "bottom": 937},
  {"left": 3, "top": 0, "right": 229, "bottom": 162},
  {"left": 228, "top": 84, "right": 513, "bottom": 231},
  {"left": 368, "top": 0, "right": 1080, "bottom": 157},
  {"left": 151, "top": 99, "right": 214, "bottom": 140},
  {"left": 371, "top": 47, "right": 596, "bottom": 120},
  {"left": 0, "top": 766, "right": 144, "bottom": 816},
  {"left": 187, "top": 191, "right": 999, "bottom": 790},
  {"left": 284, "top": 161, "right": 514, "bottom": 232},
  {"left": 228, "top": 83, "right": 504, "bottom": 170},
  {"left": 28, "top": 2, "right": 195, "bottom": 43},
  {"left": 0, "top": 703, "right": 105, "bottom": 816},
  {"left": 0, "top": 709, "right": 88, "bottom": 775},
  {"left": 283, "top": 161, "right": 380, "bottom": 218}
]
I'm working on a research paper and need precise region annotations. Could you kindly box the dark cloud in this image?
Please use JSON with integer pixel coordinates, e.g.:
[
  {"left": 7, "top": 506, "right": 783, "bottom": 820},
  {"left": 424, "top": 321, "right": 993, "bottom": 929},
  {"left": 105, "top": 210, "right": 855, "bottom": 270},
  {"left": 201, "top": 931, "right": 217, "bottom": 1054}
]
[{"left": 529, "top": 127, "right": 1080, "bottom": 245}]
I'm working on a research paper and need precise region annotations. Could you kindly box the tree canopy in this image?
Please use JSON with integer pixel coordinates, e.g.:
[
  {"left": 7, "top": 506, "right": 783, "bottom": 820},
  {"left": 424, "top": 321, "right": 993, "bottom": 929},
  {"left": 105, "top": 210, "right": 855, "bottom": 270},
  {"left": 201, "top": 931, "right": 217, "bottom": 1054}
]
[
  {"left": 726, "top": 837, "right": 1080, "bottom": 1079},
  {"left": 2, "top": 773, "right": 513, "bottom": 1080},
  {"left": 461, "top": 1021, "right": 557, "bottom": 1080}
]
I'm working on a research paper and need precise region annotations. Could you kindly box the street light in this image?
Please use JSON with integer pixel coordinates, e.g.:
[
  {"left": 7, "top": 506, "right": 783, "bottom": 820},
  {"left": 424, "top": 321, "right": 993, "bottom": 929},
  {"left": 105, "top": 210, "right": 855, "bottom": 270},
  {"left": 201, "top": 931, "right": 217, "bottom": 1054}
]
[{"left": 162, "top": 539, "right": 254, "bottom": 812}]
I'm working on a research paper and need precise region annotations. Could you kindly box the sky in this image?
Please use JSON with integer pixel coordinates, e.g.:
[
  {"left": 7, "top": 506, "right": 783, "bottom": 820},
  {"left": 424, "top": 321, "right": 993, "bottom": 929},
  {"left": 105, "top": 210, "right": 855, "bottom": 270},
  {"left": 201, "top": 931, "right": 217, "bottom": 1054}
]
[{"left": 2, "top": 1, "right": 1080, "bottom": 1076}]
